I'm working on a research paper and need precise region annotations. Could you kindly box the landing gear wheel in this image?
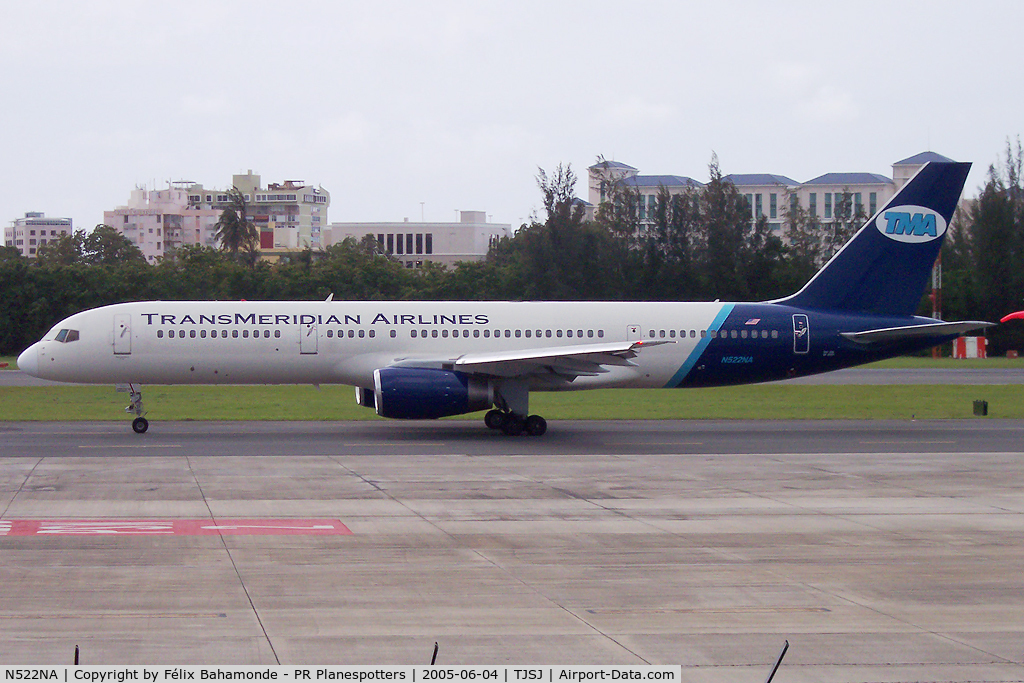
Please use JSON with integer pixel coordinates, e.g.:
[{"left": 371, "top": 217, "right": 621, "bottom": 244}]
[
  {"left": 501, "top": 415, "right": 525, "bottom": 436},
  {"left": 132, "top": 417, "right": 149, "bottom": 434},
  {"left": 484, "top": 409, "right": 507, "bottom": 430},
  {"left": 524, "top": 415, "right": 547, "bottom": 436}
]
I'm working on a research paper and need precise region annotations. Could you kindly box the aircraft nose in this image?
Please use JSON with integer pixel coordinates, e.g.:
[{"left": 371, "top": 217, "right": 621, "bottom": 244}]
[{"left": 17, "top": 344, "right": 39, "bottom": 377}]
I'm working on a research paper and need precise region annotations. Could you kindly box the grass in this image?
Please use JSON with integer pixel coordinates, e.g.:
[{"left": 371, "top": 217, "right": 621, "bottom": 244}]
[{"left": 0, "top": 384, "right": 1018, "bottom": 421}]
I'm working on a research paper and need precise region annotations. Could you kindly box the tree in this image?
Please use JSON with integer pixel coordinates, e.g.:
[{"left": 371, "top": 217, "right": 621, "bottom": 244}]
[
  {"left": 82, "top": 225, "right": 147, "bottom": 265},
  {"left": 214, "top": 188, "right": 259, "bottom": 254},
  {"left": 34, "top": 231, "right": 86, "bottom": 266}
]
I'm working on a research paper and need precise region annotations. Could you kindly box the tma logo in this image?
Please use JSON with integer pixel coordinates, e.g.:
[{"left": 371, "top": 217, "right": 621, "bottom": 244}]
[{"left": 875, "top": 205, "right": 947, "bottom": 243}]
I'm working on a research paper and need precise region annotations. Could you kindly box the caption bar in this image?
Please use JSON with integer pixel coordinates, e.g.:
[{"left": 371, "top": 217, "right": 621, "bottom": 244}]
[{"left": 1, "top": 667, "right": 680, "bottom": 683}]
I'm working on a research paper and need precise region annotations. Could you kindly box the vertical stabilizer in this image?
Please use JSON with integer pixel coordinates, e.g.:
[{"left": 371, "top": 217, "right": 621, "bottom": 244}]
[{"left": 779, "top": 161, "right": 970, "bottom": 315}]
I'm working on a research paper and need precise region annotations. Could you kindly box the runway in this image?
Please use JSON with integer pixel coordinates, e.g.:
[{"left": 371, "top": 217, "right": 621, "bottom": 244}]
[{"left": 2, "top": 420, "right": 1024, "bottom": 682}]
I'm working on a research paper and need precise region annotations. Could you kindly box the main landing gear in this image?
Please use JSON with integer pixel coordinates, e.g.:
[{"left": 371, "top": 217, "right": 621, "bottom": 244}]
[
  {"left": 484, "top": 409, "right": 547, "bottom": 436},
  {"left": 124, "top": 383, "right": 148, "bottom": 434}
]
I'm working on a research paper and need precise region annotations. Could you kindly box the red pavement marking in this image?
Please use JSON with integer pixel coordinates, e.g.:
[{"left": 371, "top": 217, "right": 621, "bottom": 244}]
[{"left": 0, "top": 519, "right": 352, "bottom": 536}]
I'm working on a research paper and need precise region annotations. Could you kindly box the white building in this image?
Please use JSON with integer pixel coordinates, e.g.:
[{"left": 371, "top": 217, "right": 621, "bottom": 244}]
[
  {"left": 328, "top": 211, "right": 512, "bottom": 268},
  {"left": 4, "top": 212, "right": 73, "bottom": 258},
  {"left": 589, "top": 152, "right": 951, "bottom": 238},
  {"left": 723, "top": 174, "right": 799, "bottom": 233}
]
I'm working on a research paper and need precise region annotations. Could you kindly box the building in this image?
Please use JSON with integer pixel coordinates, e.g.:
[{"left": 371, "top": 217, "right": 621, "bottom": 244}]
[
  {"left": 328, "top": 211, "right": 512, "bottom": 268},
  {"left": 723, "top": 174, "right": 799, "bottom": 233},
  {"left": 589, "top": 152, "right": 948, "bottom": 238},
  {"left": 105, "top": 171, "right": 331, "bottom": 262},
  {"left": 104, "top": 185, "right": 221, "bottom": 263},
  {"left": 587, "top": 161, "right": 703, "bottom": 222},
  {"left": 3, "top": 212, "right": 73, "bottom": 257},
  {"left": 186, "top": 171, "right": 330, "bottom": 251}
]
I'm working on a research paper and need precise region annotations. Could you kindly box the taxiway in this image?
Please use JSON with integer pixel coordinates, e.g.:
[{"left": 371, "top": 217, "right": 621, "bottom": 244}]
[{"left": 1, "top": 419, "right": 1023, "bottom": 682}]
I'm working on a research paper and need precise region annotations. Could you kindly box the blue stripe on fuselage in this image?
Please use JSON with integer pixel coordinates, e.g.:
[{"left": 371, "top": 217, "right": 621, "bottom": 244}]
[{"left": 663, "top": 303, "right": 735, "bottom": 388}]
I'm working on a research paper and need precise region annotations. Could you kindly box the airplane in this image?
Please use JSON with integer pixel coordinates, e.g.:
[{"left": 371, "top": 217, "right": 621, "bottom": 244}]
[{"left": 16, "top": 160, "right": 992, "bottom": 436}]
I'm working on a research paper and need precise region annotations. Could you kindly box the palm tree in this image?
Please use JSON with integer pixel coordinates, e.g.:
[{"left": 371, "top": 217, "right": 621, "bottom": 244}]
[{"left": 214, "top": 187, "right": 259, "bottom": 253}]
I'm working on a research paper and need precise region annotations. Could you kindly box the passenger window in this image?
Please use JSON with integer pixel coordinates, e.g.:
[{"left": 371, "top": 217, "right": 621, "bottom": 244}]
[
  {"left": 358, "top": 330, "right": 365, "bottom": 338},
  {"left": 505, "top": 330, "right": 511, "bottom": 338},
  {"left": 772, "top": 330, "right": 779, "bottom": 338},
  {"left": 327, "top": 330, "right": 334, "bottom": 338},
  {"left": 588, "top": 330, "right": 594, "bottom": 338},
  {"left": 243, "top": 330, "right": 249, "bottom": 338},
  {"left": 274, "top": 330, "right": 281, "bottom": 338},
  {"left": 669, "top": 330, "right": 675, "bottom": 338},
  {"left": 390, "top": 330, "right": 396, "bottom": 338},
  {"left": 660, "top": 330, "right": 666, "bottom": 338},
  {"left": 370, "top": 330, "right": 376, "bottom": 338},
  {"left": 432, "top": 330, "right": 438, "bottom": 338},
  {"left": 515, "top": 330, "right": 522, "bottom": 338},
  {"left": 525, "top": 330, "right": 532, "bottom": 338},
  {"left": 556, "top": 330, "right": 562, "bottom": 338},
  {"left": 577, "top": 330, "right": 583, "bottom": 337},
  {"left": 232, "top": 330, "right": 238, "bottom": 338},
  {"left": 157, "top": 330, "right": 164, "bottom": 338},
  {"left": 545, "top": 330, "right": 552, "bottom": 338},
  {"left": 190, "top": 330, "right": 197, "bottom": 338},
  {"left": 731, "top": 330, "right": 738, "bottom": 339},
  {"left": 411, "top": 330, "right": 417, "bottom": 338},
  {"left": 566, "top": 330, "right": 573, "bottom": 338},
  {"left": 264, "top": 330, "right": 270, "bottom": 338},
  {"left": 597, "top": 330, "right": 604, "bottom": 338},
  {"left": 221, "top": 330, "right": 227, "bottom": 338},
  {"left": 473, "top": 329, "right": 480, "bottom": 338},
  {"left": 741, "top": 330, "right": 747, "bottom": 339},
  {"left": 484, "top": 330, "right": 490, "bottom": 338},
  {"left": 201, "top": 330, "right": 207, "bottom": 339},
  {"left": 690, "top": 330, "right": 696, "bottom": 338}
]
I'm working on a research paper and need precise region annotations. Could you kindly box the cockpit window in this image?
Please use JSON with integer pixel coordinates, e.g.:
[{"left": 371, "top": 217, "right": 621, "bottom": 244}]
[{"left": 54, "top": 329, "right": 80, "bottom": 343}]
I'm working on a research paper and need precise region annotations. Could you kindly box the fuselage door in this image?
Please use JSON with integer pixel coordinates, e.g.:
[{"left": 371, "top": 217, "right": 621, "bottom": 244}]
[
  {"left": 300, "top": 322, "right": 318, "bottom": 354},
  {"left": 626, "top": 325, "right": 642, "bottom": 341},
  {"left": 792, "top": 314, "right": 810, "bottom": 354},
  {"left": 113, "top": 314, "right": 131, "bottom": 355}
]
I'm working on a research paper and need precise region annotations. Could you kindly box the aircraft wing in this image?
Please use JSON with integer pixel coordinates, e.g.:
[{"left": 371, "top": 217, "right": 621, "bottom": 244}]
[
  {"left": 390, "top": 339, "right": 674, "bottom": 380},
  {"left": 840, "top": 320, "right": 994, "bottom": 344}
]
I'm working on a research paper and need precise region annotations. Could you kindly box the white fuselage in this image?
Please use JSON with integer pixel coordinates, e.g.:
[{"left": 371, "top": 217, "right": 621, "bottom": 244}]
[{"left": 20, "top": 300, "right": 740, "bottom": 391}]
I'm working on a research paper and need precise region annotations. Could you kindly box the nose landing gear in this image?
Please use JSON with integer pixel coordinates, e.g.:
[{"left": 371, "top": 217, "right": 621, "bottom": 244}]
[{"left": 123, "top": 384, "right": 148, "bottom": 434}]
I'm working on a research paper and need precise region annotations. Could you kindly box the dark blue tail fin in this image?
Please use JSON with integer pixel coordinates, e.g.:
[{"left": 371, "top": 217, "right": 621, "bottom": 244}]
[{"left": 779, "top": 161, "right": 971, "bottom": 316}]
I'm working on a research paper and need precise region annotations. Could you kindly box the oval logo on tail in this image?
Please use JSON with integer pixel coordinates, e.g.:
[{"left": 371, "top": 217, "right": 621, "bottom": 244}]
[{"left": 875, "top": 205, "right": 947, "bottom": 243}]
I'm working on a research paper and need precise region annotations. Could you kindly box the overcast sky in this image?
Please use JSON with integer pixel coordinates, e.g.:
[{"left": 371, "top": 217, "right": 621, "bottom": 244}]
[{"left": 2, "top": 0, "right": 1022, "bottom": 231}]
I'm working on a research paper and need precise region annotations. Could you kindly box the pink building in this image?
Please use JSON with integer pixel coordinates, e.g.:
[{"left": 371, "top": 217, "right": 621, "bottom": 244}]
[{"left": 104, "top": 184, "right": 221, "bottom": 263}]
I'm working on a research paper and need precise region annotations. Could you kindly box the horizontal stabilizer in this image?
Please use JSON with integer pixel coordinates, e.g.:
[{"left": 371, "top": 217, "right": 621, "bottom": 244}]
[{"left": 840, "top": 320, "right": 994, "bottom": 344}]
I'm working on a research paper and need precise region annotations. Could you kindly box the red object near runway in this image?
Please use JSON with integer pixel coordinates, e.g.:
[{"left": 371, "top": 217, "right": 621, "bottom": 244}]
[
  {"left": 0, "top": 519, "right": 352, "bottom": 536},
  {"left": 1001, "top": 310, "right": 1024, "bottom": 323}
]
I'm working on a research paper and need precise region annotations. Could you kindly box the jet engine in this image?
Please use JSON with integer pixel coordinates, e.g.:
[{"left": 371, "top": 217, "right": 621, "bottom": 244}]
[{"left": 372, "top": 367, "right": 493, "bottom": 419}]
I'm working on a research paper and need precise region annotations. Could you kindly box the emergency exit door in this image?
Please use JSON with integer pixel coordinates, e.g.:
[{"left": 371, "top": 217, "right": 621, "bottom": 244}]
[{"left": 300, "top": 322, "right": 318, "bottom": 354}]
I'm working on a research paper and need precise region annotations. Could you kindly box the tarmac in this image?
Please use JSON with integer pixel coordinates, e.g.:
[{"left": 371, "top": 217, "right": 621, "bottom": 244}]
[{"left": 0, "top": 419, "right": 1023, "bottom": 682}]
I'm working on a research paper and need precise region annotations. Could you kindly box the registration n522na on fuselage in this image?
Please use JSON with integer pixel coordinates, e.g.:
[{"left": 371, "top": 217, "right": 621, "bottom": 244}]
[{"left": 17, "top": 161, "right": 992, "bottom": 436}]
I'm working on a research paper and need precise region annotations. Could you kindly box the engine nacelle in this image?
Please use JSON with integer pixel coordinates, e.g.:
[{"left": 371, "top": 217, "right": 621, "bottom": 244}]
[
  {"left": 354, "top": 386, "right": 375, "bottom": 408},
  {"left": 373, "top": 367, "right": 493, "bottom": 419}
]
